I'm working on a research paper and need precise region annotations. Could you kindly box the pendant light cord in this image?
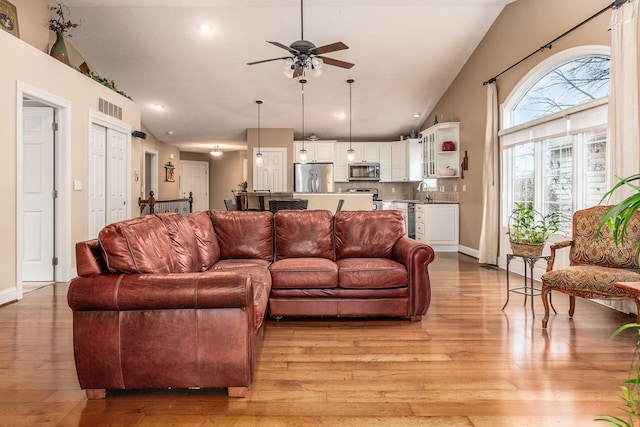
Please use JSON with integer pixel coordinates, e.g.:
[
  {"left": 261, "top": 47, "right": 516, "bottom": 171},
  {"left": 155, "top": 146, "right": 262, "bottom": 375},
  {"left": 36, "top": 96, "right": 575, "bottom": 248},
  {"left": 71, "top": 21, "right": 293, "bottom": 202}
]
[
  {"left": 301, "top": 79, "right": 306, "bottom": 147},
  {"left": 347, "top": 79, "right": 354, "bottom": 150}
]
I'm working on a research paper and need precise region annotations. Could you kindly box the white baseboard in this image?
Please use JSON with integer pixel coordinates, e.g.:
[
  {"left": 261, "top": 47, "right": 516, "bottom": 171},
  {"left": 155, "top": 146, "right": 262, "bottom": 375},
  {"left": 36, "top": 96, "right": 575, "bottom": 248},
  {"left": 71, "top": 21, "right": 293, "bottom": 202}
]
[
  {"left": 0, "top": 287, "right": 21, "bottom": 306},
  {"left": 458, "top": 245, "right": 479, "bottom": 259}
]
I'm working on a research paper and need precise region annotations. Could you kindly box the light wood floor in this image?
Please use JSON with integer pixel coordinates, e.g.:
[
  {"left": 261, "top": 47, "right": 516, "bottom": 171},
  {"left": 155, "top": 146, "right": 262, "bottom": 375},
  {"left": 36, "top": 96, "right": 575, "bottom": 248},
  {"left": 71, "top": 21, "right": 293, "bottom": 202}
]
[{"left": 1, "top": 253, "right": 637, "bottom": 426}]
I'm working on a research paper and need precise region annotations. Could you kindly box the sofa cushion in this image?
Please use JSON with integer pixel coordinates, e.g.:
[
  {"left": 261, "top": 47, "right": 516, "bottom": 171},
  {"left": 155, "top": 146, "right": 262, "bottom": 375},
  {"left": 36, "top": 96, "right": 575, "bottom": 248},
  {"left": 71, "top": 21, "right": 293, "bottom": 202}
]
[
  {"left": 337, "top": 258, "right": 407, "bottom": 289},
  {"left": 542, "top": 265, "right": 640, "bottom": 297},
  {"left": 209, "top": 211, "right": 273, "bottom": 262},
  {"left": 210, "top": 259, "right": 272, "bottom": 329},
  {"left": 334, "top": 210, "right": 405, "bottom": 260},
  {"left": 269, "top": 258, "right": 339, "bottom": 289},
  {"left": 188, "top": 211, "right": 220, "bottom": 271},
  {"left": 274, "top": 210, "right": 334, "bottom": 261},
  {"left": 156, "top": 213, "right": 202, "bottom": 273},
  {"left": 99, "top": 216, "right": 178, "bottom": 274}
]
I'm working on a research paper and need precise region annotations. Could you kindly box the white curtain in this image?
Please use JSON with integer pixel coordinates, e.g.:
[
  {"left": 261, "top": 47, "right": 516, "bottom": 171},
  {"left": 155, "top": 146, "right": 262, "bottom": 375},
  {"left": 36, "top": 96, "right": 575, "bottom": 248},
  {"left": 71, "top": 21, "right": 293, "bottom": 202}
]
[
  {"left": 478, "top": 83, "right": 500, "bottom": 265},
  {"left": 608, "top": 0, "right": 639, "bottom": 203}
]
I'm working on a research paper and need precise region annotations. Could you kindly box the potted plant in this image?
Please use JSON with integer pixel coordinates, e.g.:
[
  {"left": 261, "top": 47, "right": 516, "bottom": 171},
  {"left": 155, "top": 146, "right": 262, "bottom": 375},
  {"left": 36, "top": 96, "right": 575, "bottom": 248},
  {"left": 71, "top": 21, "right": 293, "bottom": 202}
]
[
  {"left": 507, "top": 202, "right": 561, "bottom": 257},
  {"left": 596, "top": 174, "right": 640, "bottom": 426}
]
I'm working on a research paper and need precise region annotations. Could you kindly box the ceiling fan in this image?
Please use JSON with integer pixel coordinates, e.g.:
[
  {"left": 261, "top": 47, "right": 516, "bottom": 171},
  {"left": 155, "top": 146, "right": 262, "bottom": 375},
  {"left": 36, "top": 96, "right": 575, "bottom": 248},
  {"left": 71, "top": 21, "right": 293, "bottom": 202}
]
[{"left": 247, "top": 0, "right": 354, "bottom": 78}]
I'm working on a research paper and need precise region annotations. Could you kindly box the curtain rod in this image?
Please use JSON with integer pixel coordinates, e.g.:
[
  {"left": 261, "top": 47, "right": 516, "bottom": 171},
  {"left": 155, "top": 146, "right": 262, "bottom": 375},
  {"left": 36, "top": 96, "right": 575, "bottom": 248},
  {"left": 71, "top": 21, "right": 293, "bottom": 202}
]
[{"left": 482, "top": 0, "right": 628, "bottom": 86}]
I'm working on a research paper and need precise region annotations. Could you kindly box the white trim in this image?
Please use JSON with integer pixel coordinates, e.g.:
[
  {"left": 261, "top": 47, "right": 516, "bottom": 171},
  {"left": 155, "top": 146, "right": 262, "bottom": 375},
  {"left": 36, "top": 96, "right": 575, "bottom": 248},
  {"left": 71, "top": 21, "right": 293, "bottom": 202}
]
[
  {"left": 458, "top": 245, "right": 479, "bottom": 259},
  {"left": 15, "top": 82, "right": 73, "bottom": 300},
  {"left": 501, "top": 45, "right": 611, "bottom": 130}
]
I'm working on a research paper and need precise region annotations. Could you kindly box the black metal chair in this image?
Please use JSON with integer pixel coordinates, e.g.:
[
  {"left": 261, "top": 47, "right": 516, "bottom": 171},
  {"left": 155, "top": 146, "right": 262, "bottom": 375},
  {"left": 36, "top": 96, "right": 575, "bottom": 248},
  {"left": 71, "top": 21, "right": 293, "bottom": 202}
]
[
  {"left": 336, "top": 199, "right": 345, "bottom": 212},
  {"left": 224, "top": 199, "right": 234, "bottom": 211},
  {"left": 268, "top": 199, "right": 309, "bottom": 213}
]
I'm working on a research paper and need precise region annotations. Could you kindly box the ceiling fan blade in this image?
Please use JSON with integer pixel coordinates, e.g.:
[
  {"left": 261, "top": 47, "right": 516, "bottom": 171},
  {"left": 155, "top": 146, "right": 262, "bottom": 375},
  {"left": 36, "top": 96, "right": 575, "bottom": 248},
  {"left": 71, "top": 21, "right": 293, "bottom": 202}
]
[
  {"left": 318, "top": 56, "right": 355, "bottom": 69},
  {"left": 267, "top": 41, "right": 299, "bottom": 55},
  {"left": 247, "top": 56, "right": 291, "bottom": 66},
  {"left": 310, "top": 41, "right": 348, "bottom": 55},
  {"left": 293, "top": 66, "right": 304, "bottom": 78}
]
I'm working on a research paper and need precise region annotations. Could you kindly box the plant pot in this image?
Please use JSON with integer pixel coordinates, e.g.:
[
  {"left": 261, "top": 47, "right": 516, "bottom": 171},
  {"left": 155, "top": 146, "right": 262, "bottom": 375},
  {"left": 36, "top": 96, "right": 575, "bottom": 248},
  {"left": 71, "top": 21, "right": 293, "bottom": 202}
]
[
  {"left": 50, "top": 33, "right": 70, "bottom": 65},
  {"left": 510, "top": 241, "right": 544, "bottom": 257}
]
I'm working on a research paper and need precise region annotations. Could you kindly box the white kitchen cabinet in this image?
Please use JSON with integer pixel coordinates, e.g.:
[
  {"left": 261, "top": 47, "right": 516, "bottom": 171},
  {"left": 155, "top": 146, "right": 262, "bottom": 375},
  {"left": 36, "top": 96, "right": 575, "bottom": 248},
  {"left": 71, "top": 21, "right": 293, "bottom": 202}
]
[
  {"left": 334, "top": 142, "right": 350, "bottom": 182},
  {"left": 392, "top": 201, "right": 408, "bottom": 237},
  {"left": 350, "top": 142, "right": 380, "bottom": 163},
  {"left": 293, "top": 141, "right": 335, "bottom": 163},
  {"left": 415, "top": 203, "right": 459, "bottom": 252},
  {"left": 391, "top": 142, "right": 407, "bottom": 181},
  {"left": 420, "top": 122, "right": 460, "bottom": 179},
  {"left": 379, "top": 143, "right": 392, "bottom": 182}
]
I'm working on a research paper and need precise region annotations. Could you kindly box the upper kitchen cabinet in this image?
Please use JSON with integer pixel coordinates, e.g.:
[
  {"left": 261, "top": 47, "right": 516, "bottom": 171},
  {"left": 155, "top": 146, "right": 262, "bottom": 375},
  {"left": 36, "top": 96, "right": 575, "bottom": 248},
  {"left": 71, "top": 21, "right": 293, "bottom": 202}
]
[
  {"left": 350, "top": 143, "right": 380, "bottom": 163},
  {"left": 420, "top": 122, "right": 460, "bottom": 179},
  {"left": 293, "top": 141, "right": 335, "bottom": 163},
  {"left": 334, "top": 142, "right": 350, "bottom": 182},
  {"left": 390, "top": 139, "right": 421, "bottom": 182}
]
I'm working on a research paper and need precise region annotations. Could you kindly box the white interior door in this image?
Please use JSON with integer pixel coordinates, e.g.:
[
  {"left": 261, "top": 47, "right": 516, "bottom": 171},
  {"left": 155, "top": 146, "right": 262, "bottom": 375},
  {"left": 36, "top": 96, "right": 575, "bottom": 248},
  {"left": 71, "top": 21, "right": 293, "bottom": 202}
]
[
  {"left": 88, "top": 120, "right": 130, "bottom": 238},
  {"left": 253, "top": 148, "right": 287, "bottom": 192},
  {"left": 106, "top": 128, "right": 127, "bottom": 223},
  {"left": 22, "top": 107, "right": 54, "bottom": 282},
  {"left": 88, "top": 123, "right": 106, "bottom": 238},
  {"left": 180, "top": 160, "right": 209, "bottom": 212}
]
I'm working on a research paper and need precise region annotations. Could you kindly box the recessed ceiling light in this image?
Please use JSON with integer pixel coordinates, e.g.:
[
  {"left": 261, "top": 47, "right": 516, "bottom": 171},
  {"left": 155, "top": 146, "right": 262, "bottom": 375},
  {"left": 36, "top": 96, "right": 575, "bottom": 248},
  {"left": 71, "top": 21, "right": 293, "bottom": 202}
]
[
  {"left": 199, "top": 24, "right": 211, "bottom": 33},
  {"left": 413, "top": 113, "right": 420, "bottom": 118},
  {"left": 153, "top": 104, "right": 164, "bottom": 111},
  {"left": 336, "top": 112, "right": 346, "bottom": 119},
  {"left": 166, "top": 131, "right": 174, "bottom": 136}
]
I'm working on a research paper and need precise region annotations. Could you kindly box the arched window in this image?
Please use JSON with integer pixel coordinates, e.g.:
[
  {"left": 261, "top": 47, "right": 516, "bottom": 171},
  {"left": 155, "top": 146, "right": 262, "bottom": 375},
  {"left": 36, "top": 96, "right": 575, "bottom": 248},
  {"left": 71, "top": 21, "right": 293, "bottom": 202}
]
[{"left": 501, "top": 46, "right": 610, "bottom": 234}]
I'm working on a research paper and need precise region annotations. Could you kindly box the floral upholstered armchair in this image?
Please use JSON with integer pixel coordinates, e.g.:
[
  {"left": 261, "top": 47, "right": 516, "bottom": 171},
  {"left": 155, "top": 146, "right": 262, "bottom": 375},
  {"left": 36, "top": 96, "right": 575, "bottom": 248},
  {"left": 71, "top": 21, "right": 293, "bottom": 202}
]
[{"left": 540, "top": 205, "right": 640, "bottom": 328}]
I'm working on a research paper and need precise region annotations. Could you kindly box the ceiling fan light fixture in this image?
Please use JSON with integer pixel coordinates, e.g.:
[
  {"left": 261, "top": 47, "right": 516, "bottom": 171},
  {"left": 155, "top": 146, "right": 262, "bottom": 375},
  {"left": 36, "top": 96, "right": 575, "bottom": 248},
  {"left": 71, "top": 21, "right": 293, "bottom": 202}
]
[{"left": 210, "top": 146, "right": 223, "bottom": 157}]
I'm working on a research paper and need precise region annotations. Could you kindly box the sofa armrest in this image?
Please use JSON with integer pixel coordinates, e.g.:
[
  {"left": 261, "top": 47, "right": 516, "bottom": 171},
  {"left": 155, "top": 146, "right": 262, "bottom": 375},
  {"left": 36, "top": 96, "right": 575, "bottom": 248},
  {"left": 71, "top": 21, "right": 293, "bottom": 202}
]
[
  {"left": 392, "top": 237, "right": 436, "bottom": 317},
  {"left": 68, "top": 271, "right": 251, "bottom": 311},
  {"left": 547, "top": 240, "right": 573, "bottom": 272}
]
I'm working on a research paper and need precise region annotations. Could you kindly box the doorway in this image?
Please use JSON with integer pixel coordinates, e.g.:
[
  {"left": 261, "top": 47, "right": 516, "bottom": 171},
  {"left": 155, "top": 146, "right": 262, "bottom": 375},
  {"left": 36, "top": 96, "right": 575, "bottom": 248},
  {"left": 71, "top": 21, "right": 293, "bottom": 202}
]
[
  {"left": 13, "top": 83, "right": 73, "bottom": 304},
  {"left": 143, "top": 148, "right": 158, "bottom": 201},
  {"left": 180, "top": 160, "right": 209, "bottom": 212}
]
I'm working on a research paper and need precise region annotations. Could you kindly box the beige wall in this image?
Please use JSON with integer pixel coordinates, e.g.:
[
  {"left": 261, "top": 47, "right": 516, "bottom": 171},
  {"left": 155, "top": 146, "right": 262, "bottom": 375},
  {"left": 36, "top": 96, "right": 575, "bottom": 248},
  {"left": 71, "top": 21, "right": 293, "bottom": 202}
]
[
  {"left": 11, "top": 0, "right": 49, "bottom": 53},
  {"left": 209, "top": 151, "right": 246, "bottom": 210},
  {"left": 422, "top": 0, "right": 612, "bottom": 252},
  {"left": 0, "top": 7, "right": 140, "bottom": 298},
  {"left": 246, "top": 128, "right": 294, "bottom": 191},
  {"left": 140, "top": 127, "right": 181, "bottom": 200}
]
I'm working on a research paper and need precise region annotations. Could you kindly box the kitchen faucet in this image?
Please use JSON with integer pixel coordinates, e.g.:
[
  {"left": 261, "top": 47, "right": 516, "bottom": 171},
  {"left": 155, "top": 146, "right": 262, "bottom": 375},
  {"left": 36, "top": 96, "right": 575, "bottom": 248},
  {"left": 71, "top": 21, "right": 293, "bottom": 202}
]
[{"left": 417, "top": 180, "right": 433, "bottom": 202}]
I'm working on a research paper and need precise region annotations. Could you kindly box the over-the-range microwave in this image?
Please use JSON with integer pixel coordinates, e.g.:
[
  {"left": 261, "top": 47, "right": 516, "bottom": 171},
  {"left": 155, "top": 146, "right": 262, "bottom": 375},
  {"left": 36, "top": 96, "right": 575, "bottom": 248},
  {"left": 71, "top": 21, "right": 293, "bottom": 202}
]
[{"left": 348, "top": 163, "right": 380, "bottom": 181}]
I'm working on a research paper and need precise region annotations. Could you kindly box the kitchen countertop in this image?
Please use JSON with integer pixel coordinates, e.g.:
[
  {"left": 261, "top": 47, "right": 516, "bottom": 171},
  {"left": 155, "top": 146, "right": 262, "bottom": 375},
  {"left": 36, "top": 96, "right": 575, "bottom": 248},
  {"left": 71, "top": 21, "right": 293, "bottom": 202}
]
[{"left": 383, "top": 199, "right": 459, "bottom": 204}]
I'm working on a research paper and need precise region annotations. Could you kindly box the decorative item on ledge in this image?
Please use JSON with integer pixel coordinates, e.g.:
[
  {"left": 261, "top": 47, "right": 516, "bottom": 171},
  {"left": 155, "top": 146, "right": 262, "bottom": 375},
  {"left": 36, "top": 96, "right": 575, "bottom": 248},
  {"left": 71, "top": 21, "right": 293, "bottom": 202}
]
[
  {"left": 0, "top": 0, "right": 20, "bottom": 39},
  {"left": 49, "top": 2, "right": 78, "bottom": 66},
  {"left": 76, "top": 68, "right": 132, "bottom": 100},
  {"left": 164, "top": 161, "right": 175, "bottom": 182}
]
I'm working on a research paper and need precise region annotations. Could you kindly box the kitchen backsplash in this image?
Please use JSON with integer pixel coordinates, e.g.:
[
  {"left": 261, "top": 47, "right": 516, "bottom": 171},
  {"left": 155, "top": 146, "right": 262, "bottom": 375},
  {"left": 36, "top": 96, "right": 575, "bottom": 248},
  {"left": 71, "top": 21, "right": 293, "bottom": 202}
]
[{"left": 335, "top": 179, "right": 460, "bottom": 202}]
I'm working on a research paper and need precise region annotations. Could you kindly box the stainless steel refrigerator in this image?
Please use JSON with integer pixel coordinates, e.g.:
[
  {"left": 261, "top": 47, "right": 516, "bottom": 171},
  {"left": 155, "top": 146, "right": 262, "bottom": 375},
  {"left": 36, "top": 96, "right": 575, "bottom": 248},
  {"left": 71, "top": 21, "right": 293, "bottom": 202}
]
[{"left": 294, "top": 163, "right": 334, "bottom": 193}]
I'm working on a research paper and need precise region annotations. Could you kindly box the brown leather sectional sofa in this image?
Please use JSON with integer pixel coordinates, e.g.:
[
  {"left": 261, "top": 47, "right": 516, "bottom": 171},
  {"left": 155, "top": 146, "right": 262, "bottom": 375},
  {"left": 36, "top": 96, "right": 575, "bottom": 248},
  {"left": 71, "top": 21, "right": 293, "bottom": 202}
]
[{"left": 69, "top": 209, "right": 435, "bottom": 399}]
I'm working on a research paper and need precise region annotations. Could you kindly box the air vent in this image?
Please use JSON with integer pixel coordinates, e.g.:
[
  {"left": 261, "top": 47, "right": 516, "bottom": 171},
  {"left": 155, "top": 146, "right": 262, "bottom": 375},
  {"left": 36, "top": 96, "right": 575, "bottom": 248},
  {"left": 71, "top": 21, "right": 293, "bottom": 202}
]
[{"left": 98, "top": 98, "right": 122, "bottom": 120}]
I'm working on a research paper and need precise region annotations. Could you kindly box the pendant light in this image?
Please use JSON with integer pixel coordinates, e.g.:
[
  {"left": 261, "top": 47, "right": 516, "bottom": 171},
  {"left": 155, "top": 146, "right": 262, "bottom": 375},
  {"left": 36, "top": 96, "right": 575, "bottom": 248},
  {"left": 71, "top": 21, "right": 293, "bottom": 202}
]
[
  {"left": 255, "top": 100, "right": 263, "bottom": 167},
  {"left": 299, "top": 78, "right": 308, "bottom": 163},
  {"left": 346, "top": 79, "right": 355, "bottom": 163}
]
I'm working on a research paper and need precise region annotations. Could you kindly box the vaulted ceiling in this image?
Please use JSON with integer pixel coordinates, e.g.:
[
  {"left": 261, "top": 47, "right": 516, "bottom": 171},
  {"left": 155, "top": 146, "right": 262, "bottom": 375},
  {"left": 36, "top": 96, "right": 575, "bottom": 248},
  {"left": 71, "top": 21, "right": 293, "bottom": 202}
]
[{"left": 60, "top": 0, "right": 516, "bottom": 153}]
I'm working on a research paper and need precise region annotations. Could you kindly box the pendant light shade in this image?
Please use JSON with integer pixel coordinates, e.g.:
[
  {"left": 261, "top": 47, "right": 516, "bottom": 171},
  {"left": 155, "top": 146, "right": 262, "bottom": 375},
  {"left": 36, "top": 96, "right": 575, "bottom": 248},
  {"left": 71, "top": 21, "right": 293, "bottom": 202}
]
[
  {"left": 299, "top": 78, "right": 308, "bottom": 163},
  {"left": 210, "top": 146, "right": 223, "bottom": 157},
  {"left": 255, "top": 100, "right": 263, "bottom": 167},
  {"left": 347, "top": 79, "right": 355, "bottom": 163}
]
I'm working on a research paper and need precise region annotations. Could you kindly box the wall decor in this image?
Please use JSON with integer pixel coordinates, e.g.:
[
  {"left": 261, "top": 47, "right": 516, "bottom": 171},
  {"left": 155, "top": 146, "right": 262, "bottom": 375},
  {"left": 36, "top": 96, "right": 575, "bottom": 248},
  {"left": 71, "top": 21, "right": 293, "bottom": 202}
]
[
  {"left": 0, "top": 0, "right": 19, "bottom": 38},
  {"left": 164, "top": 161, "right": 175, "bottom": 182}
]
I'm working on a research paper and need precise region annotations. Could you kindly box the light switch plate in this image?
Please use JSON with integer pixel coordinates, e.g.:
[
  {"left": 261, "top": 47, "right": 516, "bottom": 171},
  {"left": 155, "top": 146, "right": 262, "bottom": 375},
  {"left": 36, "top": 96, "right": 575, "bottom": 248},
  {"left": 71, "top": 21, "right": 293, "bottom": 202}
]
[{"left": 73, "top": 180, "right": 82, "bottom": 191}]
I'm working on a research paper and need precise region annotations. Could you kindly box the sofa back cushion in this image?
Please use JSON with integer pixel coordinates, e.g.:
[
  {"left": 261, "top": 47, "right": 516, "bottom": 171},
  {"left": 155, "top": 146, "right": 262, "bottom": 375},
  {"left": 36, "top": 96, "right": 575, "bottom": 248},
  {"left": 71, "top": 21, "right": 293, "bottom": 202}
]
[
  {"left": 188, "top": 211, "right": 221, "bottom": 270},
  {"left": 334, "top": 210, "right": 405, "bottom": 260},
  {"left": 274, "top": 210, "right": 334, "bottom": 261},
  {"left": 99, "top": 216, "right": 178, "bottom": 274},
  {"left": 156, "top": 213, "right": 202, "bottom": 273},
  {"left": 209, "top": 211, "right": 274, "bottom": 262}
]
